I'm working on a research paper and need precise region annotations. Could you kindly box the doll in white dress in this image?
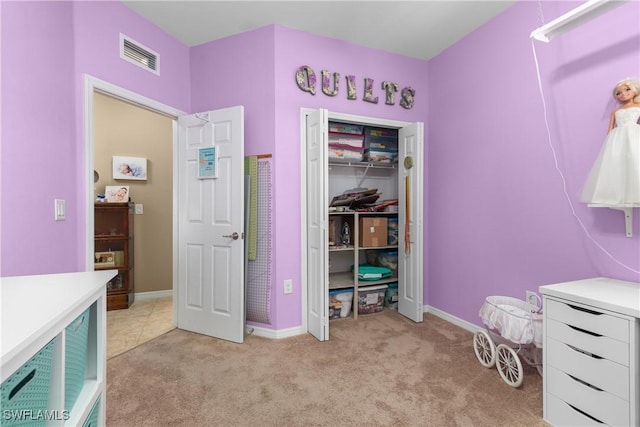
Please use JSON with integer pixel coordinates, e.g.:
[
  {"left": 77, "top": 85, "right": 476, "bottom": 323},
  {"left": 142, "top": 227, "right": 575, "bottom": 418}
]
[{"left": 581, "top": 78, "right": 640, "bottom": 205}]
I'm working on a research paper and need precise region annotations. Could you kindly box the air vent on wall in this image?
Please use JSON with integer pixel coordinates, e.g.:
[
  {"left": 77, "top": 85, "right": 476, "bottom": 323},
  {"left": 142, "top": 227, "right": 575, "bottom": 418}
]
[{"left": 120, "top": 34, "right": 159, "bottom": 75}]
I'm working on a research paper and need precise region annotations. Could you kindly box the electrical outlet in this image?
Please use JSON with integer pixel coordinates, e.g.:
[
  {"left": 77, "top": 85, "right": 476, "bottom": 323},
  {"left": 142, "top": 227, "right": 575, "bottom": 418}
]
[{"left": 284, "top": 279, "right": 293, "bottom": 294}]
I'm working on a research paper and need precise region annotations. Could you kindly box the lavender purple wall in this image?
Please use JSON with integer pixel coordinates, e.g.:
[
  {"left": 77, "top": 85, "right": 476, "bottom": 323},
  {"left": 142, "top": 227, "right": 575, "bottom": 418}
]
[
  {"left": 1, "top": 1, "right": 190, "bottom": 276},
  {"left": 2, "top": 1, "right": 77, "bottom": 275},
  {"left": 427, "top": 0, "right": 640, "bottom": 327},
  {"left": 190, "top": 26, "right": 277, "bottom": 157}
]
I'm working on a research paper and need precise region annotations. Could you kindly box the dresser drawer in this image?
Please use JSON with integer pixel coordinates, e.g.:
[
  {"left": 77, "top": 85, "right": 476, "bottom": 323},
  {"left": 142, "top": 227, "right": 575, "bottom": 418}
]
[
  {"left": 546, "top": 298, "right": 629, "bottom": 342},
  {"left": 546, "top": 365, "right": 629, "bottom": 426},
  {"left": 547, "top": 337, "right": 629, "bottom": 400},
  {"left": 546, "top": 318, "right": 629, "bottom": 366},
  {"left": 546, "top": 392, "right": 606, "bottom": 426}
]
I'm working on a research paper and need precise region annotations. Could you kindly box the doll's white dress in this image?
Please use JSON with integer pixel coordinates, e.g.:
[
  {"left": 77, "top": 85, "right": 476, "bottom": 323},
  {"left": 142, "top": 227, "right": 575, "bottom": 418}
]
[{"left": 581, "top": 106, "right": 640, "bottom": 205}]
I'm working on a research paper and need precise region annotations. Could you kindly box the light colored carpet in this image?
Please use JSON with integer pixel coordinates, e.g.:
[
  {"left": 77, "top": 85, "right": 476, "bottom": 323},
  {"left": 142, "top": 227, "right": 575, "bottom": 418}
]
[{"left": 107, "top": 311, "right": 546, "bottom": 426}]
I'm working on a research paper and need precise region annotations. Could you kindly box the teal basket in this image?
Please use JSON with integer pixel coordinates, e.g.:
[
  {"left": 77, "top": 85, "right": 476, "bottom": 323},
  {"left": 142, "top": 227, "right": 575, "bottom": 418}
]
[
  {"left": 0, "top": 339, "right": 55, "bottom": 427},
  {"left": 65, "top": 308, "right": 90, "bottom": 412},
  {"left": 82, "top": 396, "right": 100, "bottom": 427}
]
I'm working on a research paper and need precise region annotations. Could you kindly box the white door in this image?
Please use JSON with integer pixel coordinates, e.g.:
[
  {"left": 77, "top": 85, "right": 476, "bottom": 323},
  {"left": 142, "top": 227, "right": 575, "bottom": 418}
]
[
  {"left": 398, "top": 122, "right": 424, "bottom": 322},
  {"left": 177, "top": 107, "right": 245, "bottom": 343},
  {"left": 306, "top": 109, "right": 329, "bottom": 341}
]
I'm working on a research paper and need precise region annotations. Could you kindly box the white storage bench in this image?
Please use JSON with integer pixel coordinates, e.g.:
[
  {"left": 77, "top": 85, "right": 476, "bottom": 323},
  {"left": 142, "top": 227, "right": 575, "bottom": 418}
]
[{"left": 1, "top": 271, "right": 116, "bottom": 426}]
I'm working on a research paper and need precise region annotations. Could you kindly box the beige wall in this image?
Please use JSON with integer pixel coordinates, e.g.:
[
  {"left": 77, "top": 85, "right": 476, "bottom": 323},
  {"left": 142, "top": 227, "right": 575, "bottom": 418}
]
[{"left": 94, "top": 92, "right": 173, "bottom": 293}]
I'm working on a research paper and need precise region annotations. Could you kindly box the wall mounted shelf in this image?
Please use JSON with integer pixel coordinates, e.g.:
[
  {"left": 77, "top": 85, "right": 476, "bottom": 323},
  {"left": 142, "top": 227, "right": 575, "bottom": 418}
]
[{"left": 588, "top": 204, "right": 639, "bottom": 238}]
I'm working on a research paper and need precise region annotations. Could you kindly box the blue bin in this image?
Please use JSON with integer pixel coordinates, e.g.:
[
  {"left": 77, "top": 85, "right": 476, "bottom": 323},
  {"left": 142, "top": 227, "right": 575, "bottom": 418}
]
[
  {"left": 65, "top": 308, "right": 90, "bottom": 412},
  {"left": 0, "top": 339, "right": 55, "bottom": 427},
  {"left": 82, "top": 396, "right": 100, "bottom": 427}
]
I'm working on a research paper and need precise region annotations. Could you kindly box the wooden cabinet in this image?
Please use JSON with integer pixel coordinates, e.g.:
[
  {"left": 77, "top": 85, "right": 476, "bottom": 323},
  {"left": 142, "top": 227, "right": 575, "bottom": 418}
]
[
  {"left": 539, "top": 277, "right": 640, "bottom": 426},
  {"left": 94, "top": 203, "right": 134, "bottom": 310},
  {"left": 1, "top": 271, "right": 115, "bottom": 426}
]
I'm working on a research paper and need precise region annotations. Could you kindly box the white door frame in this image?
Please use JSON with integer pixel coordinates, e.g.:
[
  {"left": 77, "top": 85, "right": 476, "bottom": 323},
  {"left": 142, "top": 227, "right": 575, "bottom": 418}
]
[
  {"left": 83, "top": 75, "right": 187, "bottom": 321},
  {"left": 299, "top": 108, "right": 413, "bottom": 335}
]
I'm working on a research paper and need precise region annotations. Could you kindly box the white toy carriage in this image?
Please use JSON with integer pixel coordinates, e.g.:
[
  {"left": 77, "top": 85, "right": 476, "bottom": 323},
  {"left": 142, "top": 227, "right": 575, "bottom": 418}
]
[{"left": 472, "top": 296, "right": 543, "bottom": 387}]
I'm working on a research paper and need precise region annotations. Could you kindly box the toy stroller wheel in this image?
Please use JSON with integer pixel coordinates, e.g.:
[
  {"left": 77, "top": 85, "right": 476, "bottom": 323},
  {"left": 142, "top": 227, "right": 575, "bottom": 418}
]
[
  {"left": 473, "top": 330, "right": 496, "bottom": 368},
  {"left": 496, "top": 344, "right": 523, "bottom": 387}
]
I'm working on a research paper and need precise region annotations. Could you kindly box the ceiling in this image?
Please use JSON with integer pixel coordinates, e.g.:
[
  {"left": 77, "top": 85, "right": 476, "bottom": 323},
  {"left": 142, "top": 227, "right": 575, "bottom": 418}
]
[{"left": 121, "top": 1, "right": 515, "bottom": 61}]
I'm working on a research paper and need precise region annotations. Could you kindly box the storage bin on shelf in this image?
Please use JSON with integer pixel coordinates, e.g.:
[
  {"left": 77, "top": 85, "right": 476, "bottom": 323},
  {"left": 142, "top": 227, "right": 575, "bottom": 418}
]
[
  {"left": 329, "top": 289, "right": 353, "bottom": 319},
  {"left": 363, "top": 148, "right": 398, "bottom": 163},
  {"left": 328, "top": 144, "right": 364, "bottom": 162},
  {"left": 65, "top": 307, "right": 91, "bottom": 412},
  {"left": 385, "top": 283, "right": 398, "bottom": 309},
  {"left": 358, "top": 285, "right": 388, "bottom": 314},
  {"left": 376, "top": 250, "right": 398, "bottom": 277},
  {"left": 364, "top": 127, "right": 398, "bottom": 151},
  {"left": 387, "top": 218, "right": 398, "bottom": 246},
  {"left": 1, "top": 339, "right": 56, "bottom": 427},
  {"left": 82, "top": 396, "right": 100, "bottom": 427}
]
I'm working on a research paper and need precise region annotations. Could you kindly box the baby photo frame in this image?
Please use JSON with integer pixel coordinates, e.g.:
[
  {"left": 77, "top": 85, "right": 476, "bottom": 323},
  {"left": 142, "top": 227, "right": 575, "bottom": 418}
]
[{"left": 113, "top": 156, "right": 147, "bottom": 180}]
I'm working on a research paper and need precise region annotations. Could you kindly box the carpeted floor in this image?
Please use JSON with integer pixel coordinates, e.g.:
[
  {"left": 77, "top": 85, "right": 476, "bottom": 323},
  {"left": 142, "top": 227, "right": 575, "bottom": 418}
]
[{"left": 107, "top": 311, "right": 547, "bottom": 426}]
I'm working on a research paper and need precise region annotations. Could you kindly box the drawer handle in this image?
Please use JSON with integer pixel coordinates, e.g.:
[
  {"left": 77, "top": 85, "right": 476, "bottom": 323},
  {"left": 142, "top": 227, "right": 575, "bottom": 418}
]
[
  {"left": 567, "top": 403, "right": 604, "bottom": 424},
  {"left": 567, "top": 373, "right": 603, "bottom": 391},
  {"left": 71, "top": 313, "right": 87, "bottom": 331},
  {"left": 567, "top": 344, "right": 603, "bottom": 359},
  {"left": 567, "top": 325, "right": 603, "bottom": 337},
  {"left": 567, "top": 303, "right": 602, "bottom": 316},
  {"left": 9, "top": 369, "right": 35, "bottom": 400}
]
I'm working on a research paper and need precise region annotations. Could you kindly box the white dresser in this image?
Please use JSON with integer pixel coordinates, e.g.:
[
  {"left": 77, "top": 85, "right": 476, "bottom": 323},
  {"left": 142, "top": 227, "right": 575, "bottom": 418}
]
[
  {"left": 1, "top": 270, "right": 116, "bottom": 426},
  {"left": 539, "top": 277, "right": 640, "bottom": 427}
]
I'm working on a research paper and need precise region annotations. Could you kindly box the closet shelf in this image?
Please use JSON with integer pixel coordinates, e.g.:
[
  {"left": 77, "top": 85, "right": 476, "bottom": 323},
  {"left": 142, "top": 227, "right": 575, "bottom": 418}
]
[{"left": 329, "top": 160, "right": 396, "bottom": 169}]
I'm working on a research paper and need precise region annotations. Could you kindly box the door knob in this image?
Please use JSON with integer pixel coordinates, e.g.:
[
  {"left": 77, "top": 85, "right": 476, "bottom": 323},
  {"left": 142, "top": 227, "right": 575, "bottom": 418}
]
[{"left": 223, "top": 232, "right": 239, "bottom": 240}]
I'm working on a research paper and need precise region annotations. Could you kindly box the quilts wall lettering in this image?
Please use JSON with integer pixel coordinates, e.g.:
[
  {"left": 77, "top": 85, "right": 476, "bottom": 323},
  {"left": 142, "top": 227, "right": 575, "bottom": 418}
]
[{"left": 295, "top": 65, "right": 415, "bottom": 109}]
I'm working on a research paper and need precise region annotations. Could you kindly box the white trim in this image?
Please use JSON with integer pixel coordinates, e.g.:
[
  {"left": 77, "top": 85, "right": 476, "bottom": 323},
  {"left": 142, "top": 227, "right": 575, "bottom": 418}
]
[
  {"left": 134, "top": 290, "right": 173, "bottom": 301},
  {"left": 83, "top": 75, "right": 186, "bottom": 317},
  {"left": 299, "top": 108, "right": 314, "bottom": 335},
  {"left": 249, "top": 325, "right": 305, "bottom": 339},
  {"left": 424, "top": 305, "right": 483, "bottom": 334}
]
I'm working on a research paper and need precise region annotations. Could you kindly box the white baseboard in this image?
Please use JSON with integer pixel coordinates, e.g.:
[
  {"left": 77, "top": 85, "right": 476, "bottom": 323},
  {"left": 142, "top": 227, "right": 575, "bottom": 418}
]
[
  {"left": 247, "top": 307, "right": 480, "bottom": 339},
  {"left": 424, "top": 305, "right": 483, "bottom": 334},
  {"left": 247, "top": 324, "right": 305, "bottom": 339},
  {"left": 134, "top": 290, "right": 173, "bottom": 301}
]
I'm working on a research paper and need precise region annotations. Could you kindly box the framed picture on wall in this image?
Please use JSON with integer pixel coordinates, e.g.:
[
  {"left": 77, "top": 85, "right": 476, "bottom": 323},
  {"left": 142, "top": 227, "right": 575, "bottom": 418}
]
[
  {"left": 113, "top": 156, "right": 147, "bottom": 180},
  {"left": 198, "top": 147, "right": 217, "bottom": 179},
  {"left": 105, "top": 185, "right": 130, "bottom": 203}
]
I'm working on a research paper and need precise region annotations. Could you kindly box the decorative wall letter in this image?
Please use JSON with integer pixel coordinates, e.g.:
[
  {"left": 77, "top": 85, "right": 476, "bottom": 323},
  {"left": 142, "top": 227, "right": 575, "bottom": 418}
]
[
  {"left": 345, "top": 75, "right": 357, "bottom": 100},
  {"left": 400, "top": 87, "right": 415, "bottom": 109},
  {"left": 382, "top": 81, "right": 399, "bottom": 105},
  {"left": 321, "top": 70, "right": 340, "bottom": 96},
  {"left": 363, "top": 78, "right": 379, "bottom": 104},
  {"left": 295, "top": 66, "right": 316, "bottom": 95},
  {"left": 294, "top": 65, "right": 414, "bottom": 110}
]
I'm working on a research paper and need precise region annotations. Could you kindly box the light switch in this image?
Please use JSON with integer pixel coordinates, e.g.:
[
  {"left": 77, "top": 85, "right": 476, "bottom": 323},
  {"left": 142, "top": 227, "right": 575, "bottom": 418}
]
[
  {"left": 135, "top": 204, "right": 143, "bottom": 215},
  {"left": 55, "top": 199, "right": 65, "bottom": 221}
]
